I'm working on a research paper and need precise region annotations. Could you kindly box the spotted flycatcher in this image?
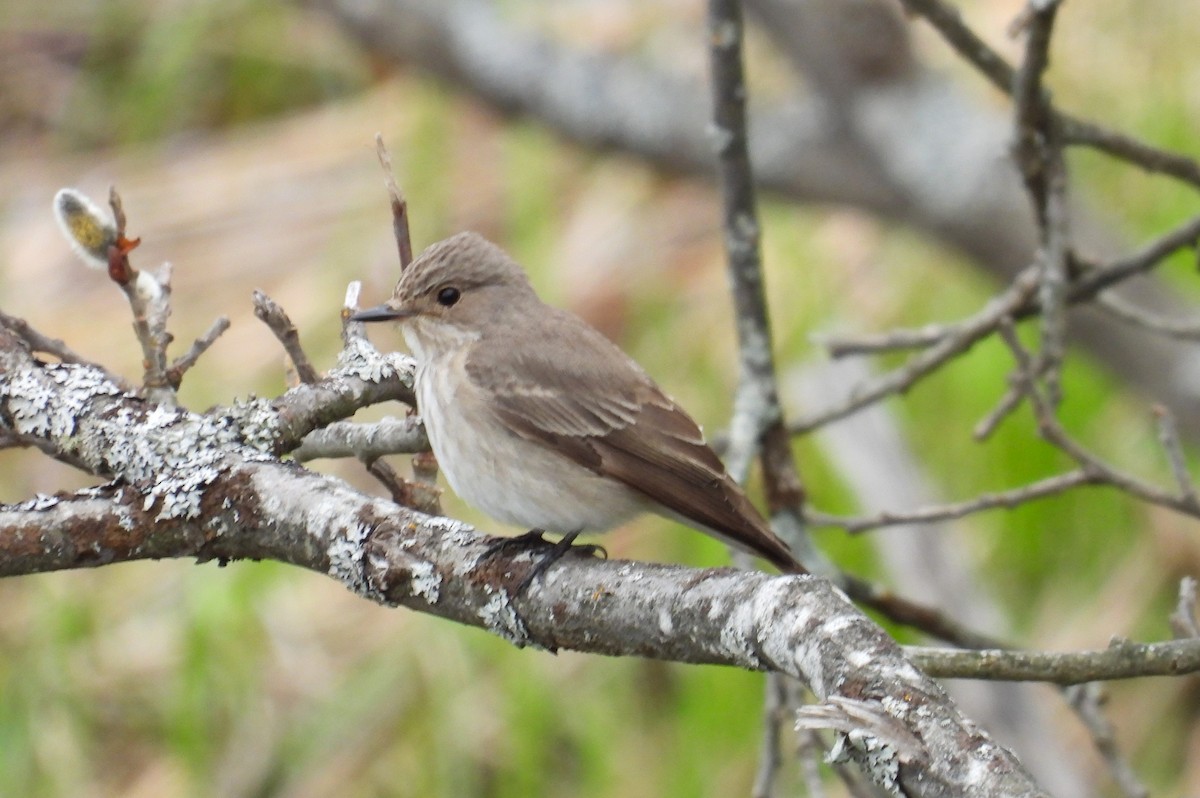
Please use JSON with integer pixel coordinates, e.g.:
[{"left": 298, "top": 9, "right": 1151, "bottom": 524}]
[{"left": 353, "top": 232, "right": 803, "bottom": 575}]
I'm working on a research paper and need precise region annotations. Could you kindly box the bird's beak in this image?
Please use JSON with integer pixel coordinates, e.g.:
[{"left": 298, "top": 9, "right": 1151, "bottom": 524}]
[{"left": 350, "top": 304, "right": 413, "bottom": 323}]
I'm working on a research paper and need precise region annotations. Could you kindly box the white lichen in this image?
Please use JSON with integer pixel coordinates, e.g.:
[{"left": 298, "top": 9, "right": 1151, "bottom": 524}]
[
  {"left": 332, "top": 337, "right": 415, "bottom": 384},
  {"left": 828, "top": 730, "right": 902, "bottom": 796},
  {"left": 1, "top": 361, "right": 281, "bottom": 522},
  {"left": 327, "top": 521, "right": 371, "bottom": 594},
  {"left": 479, "top": 589, "right": 531, "bottom": 648},
  {"left": 408, "top": 559, "right": 442, "bottom": 603}
]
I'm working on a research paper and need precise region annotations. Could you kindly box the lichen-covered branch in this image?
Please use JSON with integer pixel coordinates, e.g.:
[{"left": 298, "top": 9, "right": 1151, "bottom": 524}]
[{"left": 0, "top": 320, "right": 1047, "bottom": 797}]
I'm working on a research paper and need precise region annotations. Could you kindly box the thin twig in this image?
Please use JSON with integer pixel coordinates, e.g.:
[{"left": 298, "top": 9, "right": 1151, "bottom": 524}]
[
  {"left": 376, "top": 134, "right": 413, "bottom": 270},
  {"left": 1066, "top": 213, "right": 1200, "bottom": 303},
  {"left": 167, "top": 316, "right": 231, "bottom": 387},
  {"left": 841, "top": 575, "right": 1009, "bottom": 651},
  {"left": 1153, "top": 405, "right": 1198, "bottom": 505},
  {"left": 806, "top": 469, "right": 1096, "bottom": 534},
  {"left": 1169, "top": 576, "right": 1199, "bottom": 639},
  {"left": 896, "top": 0, "right": 1200, "bottom": 191},
  {"left": 814, "top": 325, "right": 957, "bottom": 357},
  {"left": 1097, "top": 292, "right": 1200, "bottom": 340},
  {"left": 106, "top": 189, "right": 176, "bottom": 404},
  {"left": 820, "top": 212, "right": 1200, "bottom": 365},
  {"left": 1009, "top": 0, "right": 1068, "bottom": 407},
  {"left": 998, "top": 321, "right": 1200, "bottom": 517},
  {"left": 1064, "top": 684, "right": 1150, "bottom": 798},
  {"left": 751, "top": 672, "right": 787, "bottom": 798},
  {"left": 252, "top": 290, "right": 320, "bottom": 384},
  {"left": 973, "top": 377, "right": 1027, "bottom": 441},
  {"left": 907, "top": 637, "right": 1200, "bottom": 684},
  {"left": 0, "top": 311, "right": 134, "bottom": 391},
  {"left": 791, "top": 270, "right": 1039, "bottom": 434}
]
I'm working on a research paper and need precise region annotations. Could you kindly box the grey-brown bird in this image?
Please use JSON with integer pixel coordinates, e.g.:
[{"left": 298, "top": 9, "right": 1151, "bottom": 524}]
[{"left": 353, "top": 232, "right": 804, "bottom": 577}]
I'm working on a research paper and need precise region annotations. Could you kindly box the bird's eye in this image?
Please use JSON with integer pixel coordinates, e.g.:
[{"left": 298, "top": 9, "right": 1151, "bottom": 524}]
[{"left": 436, "top": 286, "right": 461, "bottom": 307}]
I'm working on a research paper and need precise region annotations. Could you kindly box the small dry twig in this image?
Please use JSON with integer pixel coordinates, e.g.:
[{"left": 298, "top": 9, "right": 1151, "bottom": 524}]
[
  {"left": 376, "top": 134, "right": 413, "bottom": 270},
  {"left": 252, "top": 291, "right": 320, "bottom": 384},
  {"left": 1169, "top": 576, "right": 1199, "bottom": 639},
  {"left": 167, "top": 316, "right": 231, "bottom": 386},
  {"left": 1097, "top": 292, "right": 1200, "bottom": 340},
  {"left": 806, "top": 469, "right": 1097, "bottom": 534},
  {"left": 1065, "top": 684, "right": 1150, "bottom": 798}
]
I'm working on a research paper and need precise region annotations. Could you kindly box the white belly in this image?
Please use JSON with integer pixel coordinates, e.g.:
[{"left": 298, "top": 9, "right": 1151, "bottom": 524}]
[{"left": 415, "top": 351, "right": 646, "bottom": 533}]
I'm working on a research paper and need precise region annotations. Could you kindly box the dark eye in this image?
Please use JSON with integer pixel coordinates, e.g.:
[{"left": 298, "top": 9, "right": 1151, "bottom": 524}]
[{"left": 436, "top": 286, "right": 461, "bottom": 307}]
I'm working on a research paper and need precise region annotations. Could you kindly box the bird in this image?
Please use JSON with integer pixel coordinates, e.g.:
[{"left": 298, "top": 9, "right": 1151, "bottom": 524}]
[{"left": 352, "top": 232, "right": 804, "bottom": 581}]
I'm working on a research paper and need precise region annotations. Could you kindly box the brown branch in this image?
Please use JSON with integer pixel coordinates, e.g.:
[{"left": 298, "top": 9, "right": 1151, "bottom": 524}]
[{"left": 376, "top": 135, "right": 414, "bottom": 269}]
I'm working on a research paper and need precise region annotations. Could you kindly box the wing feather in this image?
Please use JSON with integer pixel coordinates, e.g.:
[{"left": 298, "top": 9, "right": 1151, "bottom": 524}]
[{"left": 466, "top": 309, "right": 800, "bottom": 572}]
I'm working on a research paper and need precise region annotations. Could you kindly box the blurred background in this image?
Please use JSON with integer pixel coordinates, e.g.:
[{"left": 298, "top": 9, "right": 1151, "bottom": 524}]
[{"left": 1, "top": 0, "right": 1198, "bottom": 795}]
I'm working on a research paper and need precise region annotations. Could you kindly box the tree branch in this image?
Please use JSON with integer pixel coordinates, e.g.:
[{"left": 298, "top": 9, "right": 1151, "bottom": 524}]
[
  {"left": 0, "top": 320, "right": 1049, "bottom": 797},
  {"left": 908, "top": 638, "right": 1200, "bottom": 684}
]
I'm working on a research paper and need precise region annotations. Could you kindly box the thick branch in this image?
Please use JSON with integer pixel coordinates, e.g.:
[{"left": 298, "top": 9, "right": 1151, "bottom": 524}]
[{"left": 0, "top": 324, "right": 1046, "bottom": 797}]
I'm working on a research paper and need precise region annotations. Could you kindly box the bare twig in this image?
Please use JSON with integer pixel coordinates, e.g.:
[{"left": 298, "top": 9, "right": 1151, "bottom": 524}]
[
  {"left": 0, "top": 310, "right": 133, "bottom": 391},
  {"left": 167, "top": 316, "right": 231, "bottom": 386},
  {"left": 252, "top": 291, "right": 320, "bottom": 384},
  {"left": 792, "top": 270, "right": 1039, "bottom": 434},
  {"left": 998, "top": 321, "right": 1200, "bottom": 517},
  {"left": 806, "top": 469, "right": 1096, "bottom": 534},
  {"left": 751, "top": 672, "right": 788, "bottom": 798},
  {"left": 841, "top": 575, "right": 1008, "bottom": 651},
  {"left": 1060, "top": 116, "right": 1200, "bottom": 190},
  {"left": 1064, "top": 684, "right": 1150, "bottom": 798},
  {"left": 1097, "top": 292, "right": 1200, "bottom": 340},
  {"left": 1009, "top": 0, "right": 1069, "bottom": 407},
  {"left": 896, "top": 0, "right": 1200, "bottom": 191},
  {"left": 821, "top": 212, "right": 1200, "bottom": 369},
  {"left": 815, "top": 325, "right": 958, "bottom": 357},
  {"left": 1169, "top": 576, "right": 1199, "bottom": 639},
  {"left": 376, "top": 134, "right": 413, "bottom": 270},
  {"left": 973, "top": 377, "right": 1027, "bottom": 441},
  {"left": 1153, "top": 405, "right": 1198, "bottom": 505},
  {"left": 1066, "top": 213, "right": 1200, "bottom": 303},
  {"left": 907, "top": 637, "right": 1200, "bottom": 684},
  {"left": 707, "top": 0, "right": 816, "bottom": 569}
]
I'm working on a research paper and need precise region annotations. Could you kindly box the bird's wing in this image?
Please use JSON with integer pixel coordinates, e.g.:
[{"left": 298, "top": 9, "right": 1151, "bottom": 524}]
[{"left": 466, "top": 310, "right": 799, "bottom": 572}]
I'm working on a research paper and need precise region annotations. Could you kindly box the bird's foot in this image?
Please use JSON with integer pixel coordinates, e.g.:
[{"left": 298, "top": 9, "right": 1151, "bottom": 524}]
[{"left": 476, "top": 529, "right": 606, "bottom": 596}]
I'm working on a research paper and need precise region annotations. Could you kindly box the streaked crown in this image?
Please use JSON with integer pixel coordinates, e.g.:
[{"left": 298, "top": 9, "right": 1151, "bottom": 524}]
[{"left": 393, "top": 231, "right": 536, "bottom": 308}]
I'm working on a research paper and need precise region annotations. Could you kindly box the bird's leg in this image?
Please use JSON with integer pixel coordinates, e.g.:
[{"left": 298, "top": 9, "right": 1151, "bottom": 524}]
[
  {"left": 476, "top": 529, "right": 607, "bottom": 594},
  {"left": 476, "top": 528, "right": 551, "bottom": 564}
]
